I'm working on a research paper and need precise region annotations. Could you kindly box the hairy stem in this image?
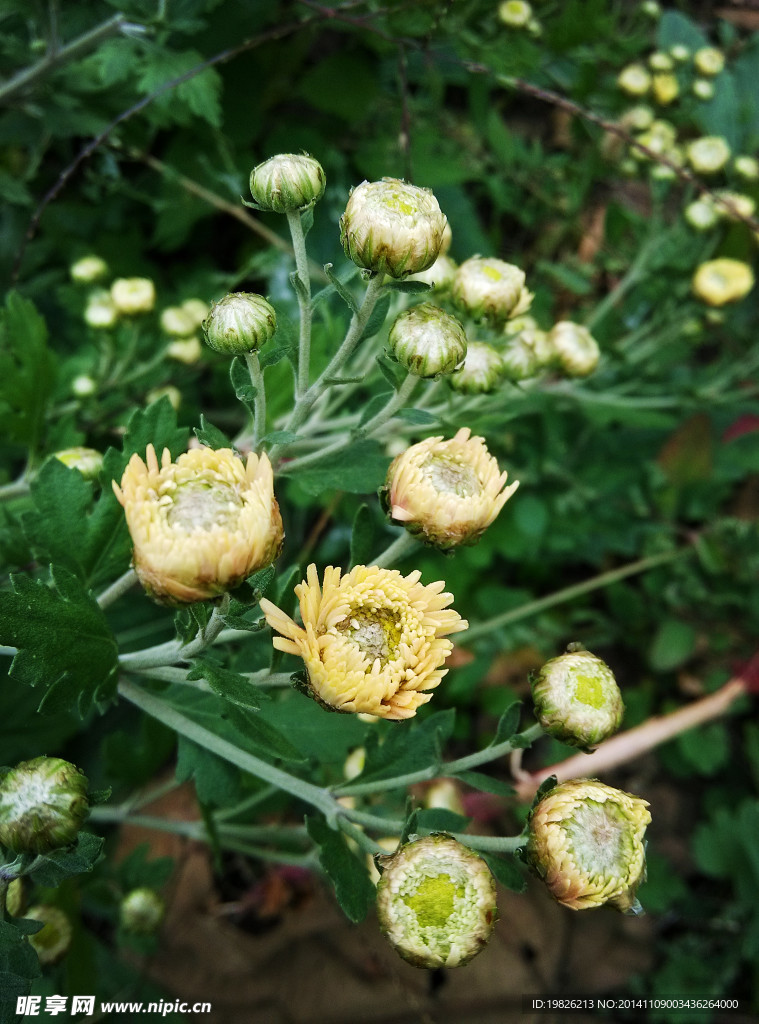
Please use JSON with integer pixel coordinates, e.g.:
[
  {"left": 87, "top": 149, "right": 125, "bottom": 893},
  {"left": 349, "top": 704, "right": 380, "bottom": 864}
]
[
  {"left": 96, "top": 568, "right": 138, "bottom": 609},
  {"left": 244, "top": 351, "right": 266, "bottom": 447},
  {"left": 287, "top": 209, "right": 313, "bottom": 398},
  {"left": 372, "top": 531, "right": 418, "bottom": 570}
]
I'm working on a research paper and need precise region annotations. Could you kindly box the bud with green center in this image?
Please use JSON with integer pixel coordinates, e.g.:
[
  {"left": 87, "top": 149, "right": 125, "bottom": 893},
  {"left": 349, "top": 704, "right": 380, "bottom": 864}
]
[
  {"left": 648, "top": 52, "right": 673, "bottom": 72},
  {"left": 687, "top": 136, "right": 731, "bottom": 175},
  {"left": 53, "top": 447, "right": 104, "bottom": 481},
  {"left": 452, "top": 257, "right": 533, "bottom": 325},
  {"left": 120, "top": 887, "right": 165, "bottom": 935},
  {"left": 685, "top": 198, "right": 719, "bottom": 232},
  {"left": 340, "top": 178, "right": 447, "bottom": 279},
  {"left": 526, "top": 779, "right": 651, "bottom": 912},
  {"left": 202, "top": 293, "right": 277, "bottom": 355},
  {"left": 25, "top": 906, "right": 73, "bottom": 965},
  {"left": 531, "top": 647, "right": 624, "bottom": 751},
  {"left": 498, "top": 0, "right": 532, "bottom": 28},
  {"left": 693, "top": 78, "right": 715, "bottom": 101},
  {"left": 549, "top": 321, "right": 600, "bottom": 377},
  {"left": 713, "top": 190, "right": 756, "bottom": 223},
  {"left": 376, "top": 835, "right": 497, "bottom": 968},
  {"left": 670, "top": 44, "right": 690, "bottom": 63},
  {"left": 167, "top": 336, "right": 203, "bottom": 365},
  {"left": 651, "top": 73, "right": 679, "bottom": 106},
  {"left": 620, "top": 105, "right": 654, "bottom": 132},
  {"left": 249, "top": 153, "right": 326, "bottom": 213},
  {"left": 388, "top": 303, "right": 467, "bottom": 378},
  {"left": 448, "top": 342, "right": 504, "bottom": 394},
  {"left": 70, "top": 255, "right": 108, "bottom": 284},
  {"left": 0, "top": 757, "right": 89, "bottom": 855}
]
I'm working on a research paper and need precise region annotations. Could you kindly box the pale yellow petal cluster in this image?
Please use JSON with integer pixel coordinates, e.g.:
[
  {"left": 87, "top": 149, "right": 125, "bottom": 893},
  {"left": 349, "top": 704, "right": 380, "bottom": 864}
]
[
  {"left": 385, "top": 427, "right": 518, "bottom": 549},
  {"left": 260, "top": 564, "right": 467, "bottom": 720},
  {"left": 114, "top": 445, "right": 283, "bottom": 604}
]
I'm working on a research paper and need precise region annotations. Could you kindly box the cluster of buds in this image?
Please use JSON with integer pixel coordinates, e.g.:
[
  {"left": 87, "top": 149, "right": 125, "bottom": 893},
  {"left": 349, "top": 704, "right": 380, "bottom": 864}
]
[
  {"left": 0, "top": 757, "right": 89, "bottom": 855},
  {"left": 617, "top": 42, "right": 724, "bottom": 106},
  {"left": 376, "top": 835, "right": 497, "bottom": 968}
]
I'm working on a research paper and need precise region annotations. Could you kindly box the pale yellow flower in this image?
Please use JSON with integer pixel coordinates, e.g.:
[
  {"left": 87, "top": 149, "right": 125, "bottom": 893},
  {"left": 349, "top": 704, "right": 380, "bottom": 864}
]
[
  {"left": 111, "top": 277, "right": 156, "bottom": 315},
  {"left": 114, "top": 445, "right": 283, "bottom": 604},
  {"left": 692, "top": 258, "right": 755, "bottom": 306},
  {"left": 70, "top": 255, "right": 108, "bottom": 284},
  {"left": 260, "top": 564, "right": 467, "bottom": 720},
  {"left": 384, "top": 427, "right": 518, "bottom": 549},
  {"left": 617, "top": 64, "right": 651, "bottom": 97},
  {"left": 652, "top": 73, "right": 679, "bottom": 105},
  {"left": 160, "top": 306, "right": 196, "bottom": 337},
  {"left": 166, "top": 336, "right": 203, "bottom": 364}
]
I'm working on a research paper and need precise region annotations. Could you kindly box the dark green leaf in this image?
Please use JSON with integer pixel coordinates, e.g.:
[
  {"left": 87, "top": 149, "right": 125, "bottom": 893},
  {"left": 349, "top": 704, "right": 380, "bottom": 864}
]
[
  {"left": 256, "top": 690, "right": 366, "bottom": 764},
  {"left": 396, "top": 407, "right": 438, "bottom": 425},
  {"left": 350, "top": 504, "right": 376, "bottom": 568},
  {"left": 175, "top": 736, "right": 242, "bottom": 807},
  {"left": 0, "top": 567, "right": 119, "bottom": 716},
  {"left": 358, "top": 391, "right": 393, "bottom": 427},
  {"left": 230, "top": 357, "right": 257, "bottom": 417},
  {"left": 492, "top": 701, "right": 522, "bottom": 746},
  {"left": 188, "top": 657, "right": 270, "bottom": 712},
  {"left": 648, "top": 619, "right": 697, "bottom": 671},
  {"left": 116, "top": 843, "right": 174, "bottom": 891},
  {"left": 385, "top": 280, "right": 431, "bottom": 294},
  {"left": 27, "top": 832, "right": 104, "bottom": 887},
  {"left": 296, "top": 439, "right": 391, "bottom": 496},
  {"left": 482, "top": 852, "right": 526, "bottom": 892},
  {"left": 194, "top": 416, "right": 232, "bottom": 450},
  {"left": 361, "top": 292, "right": 391, "bottom": 340},
  {"left": 306, "top": 816, "right": 375, "bottom": 923},
  {"left": 357, "top": 710, "right": 455, "bottom": 785},
  {"left": 376, "top": 351, "right": 406, "bottom": 389},
  {"left": 323, "top": 264, "right": 360, "bottom": 314},
  {"left": 456, "top": 770, "right": 515, "bottom": 798},
  {"left": 414, "top": 808, "right": 470, "bottom": 833},
  {"left": 0, "top": 292, "right": 56, "bottom": 452},
  {"left": 260, "top": 430, "right": 300, "bottom": 447}
]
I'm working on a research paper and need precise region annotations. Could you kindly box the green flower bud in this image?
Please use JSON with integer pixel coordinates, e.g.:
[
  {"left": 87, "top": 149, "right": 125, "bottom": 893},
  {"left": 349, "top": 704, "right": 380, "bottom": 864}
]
[
  {"left": 549, "top": 321, "right": 600, "bottom": 377},
  {"left": 70, "top": 255, "right": 108, "bottom": 284},
  {"left": 617, "top": 64, "right": 651, "bottom": 98},
  {"left": 692, "top": 258, "right": 754, "bottom": 306},
  {"left": 72, "top": 374, "right": 96, "bottom": 397},
  {"left": 692, "top": 78, "right": 715, "bottom": 101},
  {"left": 498, "top": 1, "right": 532, "bottom": 28},
  {"left": 526, "top": 779, "right": 651, "bottom": 913},
  {"left": 694, "top": 47, "right": 725, "bottom": 77},
  {"left": 531, "top": 647, "right": 624, "bottom": 751},
  {"left": 713, "top": 190, "right": 756, "bottom": 223},
  {"left": 641, "top": 0, "right": 661, "bottom": 18},
  {"left": 202, "top": 293, "right": 277, "bottom": 355},
  {"left": 734, "top": 155, "right": 759, "bottom": 182},
  {"left": 406, "top": 253, "right": 457, "bottom": 291},
  {"left": 499, "top": 331, "right": 541, "bottom": 382},
  {"left": 619, "top": 105, "right": 654, "bottom": 132},
  {"left": 166, "top": 336, "right": 203, "bottom": 364},
  {"left": 452, "top": 257, "right": 533, "bottom": 325},
  {"left": 448, "top": 343, "right": 504, "bottom": 394},
  {"left": 340, "top": 178, "right": 447, "bottom": 279},
  {"left": 648, "top": 51, "right": 674, "bottom": 72},
  {"left": 53, "top": 446, "right": 104, "bottom": 481},
  {"left": 249, "top": 153, "right": 326, "bottom": 213},
  {"left": 160, "top": 306, "right": 196, "bottom": 337},
  {"left": 687, "top": 136, "right": 731, "bottom": 175},
  {"left": 120, "top": 887, "right": 165, "bottom": 935},
  {"left": 376, "top": 835, "right": 497, "bottom": 968},
  {"left": 0, "top": 757, "right": 89, "bottom": 855},
  {"left": 389, "top": 303, "right": 467, "bottom": 378},
  {"left": 111, "top": 277, "right": 155, "bottom": 316},
  {"left": 669, "top": 44, "right": 690, "bottom": 63},
  {"left": 25, "top": 906, "right": 73, "bottom": 965},
  {"left": 652, "top": 73, "right": 679, "bottom": 106},
  {"left": 684, "top": 198, "right": 719, "bottom": 232},
  {"left": 84, "top": 289, "right": 118, "bottom": 329}
]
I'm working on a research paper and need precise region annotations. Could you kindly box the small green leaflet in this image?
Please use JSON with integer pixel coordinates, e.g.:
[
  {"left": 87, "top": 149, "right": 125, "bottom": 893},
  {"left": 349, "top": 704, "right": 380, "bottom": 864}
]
[
  {"left": 455, "top": 770, "right": 514, "bottom": 798},
  {"left": 350, "top": 503, "right": 376, "bottom": 568},
  {"left": 187, "top": 657, "right": 271, "bottom": 712},
  {"left": 0, "top": 292, "right": 57, "bottom": 453},
  {"left": 0, "top": 918, "right": 41, "bottom": 1011},
  {"left": 306, "top": 815, "right": 376, "bottom": 923},
  {"left": 230, "top": 357, "right": 257, "bottom": 418},
  {"left": 482, "top": 852, "right": 526, "bottom": 892},
  {"left": 0, "top": 566, "right": 119, "bottom": 716},
  {"left": 194, "top": 415, "right": 233, "bottom": 450},
  {"left": 23, "top": 831, "right": 104, "bottom": 887}
]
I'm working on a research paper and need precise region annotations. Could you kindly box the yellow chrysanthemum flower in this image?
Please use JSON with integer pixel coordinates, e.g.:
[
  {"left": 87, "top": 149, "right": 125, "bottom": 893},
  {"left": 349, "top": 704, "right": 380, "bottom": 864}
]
[
  {"left": 260, "top": 564, "right": 467, "bottom": 720},
  {"left": 383, "top": 427, "right": 518, "bottom": 549},
  {"left": 114, "top": 445, "right": 283, "bottom": 604}
]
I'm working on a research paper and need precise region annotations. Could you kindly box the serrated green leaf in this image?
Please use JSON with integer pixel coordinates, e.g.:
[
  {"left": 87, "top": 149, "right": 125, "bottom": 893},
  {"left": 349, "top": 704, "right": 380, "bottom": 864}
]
[
  {"left": 105, "top": 397, "right": 188, "bottom": 481},
  {"left": 350, "top": 504, "right": 376, "bottom": 568},
  {"left": 188, "top": 657, "right": 270, "bottom": 712},
  {"left": 26, "top": 832, "right": 104, "bottom": 887},
  {"left": 230, "top": 357, "right": 257, "bottom": 417},
  {"left": 194, "top": 416, "right": 232, "bottom": 450},
  {"left": 0, "top": 567, "right": 119, "bottom": 716},
  {"left": 455, "top": 770, "right": 515, "bottom": 798},
  {"left": 296, "top": 439, "right": 391, "bottom": 496},
  {"left": 0, "top": 291, "right": 57, "bottom": 452},
  {"left": 357, "top": 710, "right": 455, "bottom": 785},
  {"left": 482, "top": 852, "right": 526, "bottom": 892},
  {"left": 306, "top": 815, "right": 375, "bottom": 923},
  {"left": 175, "top": 736, "right": 242, "bottom": 808},
  {"left": 138, "top": 49, "right": 222, "bottom": 128}
]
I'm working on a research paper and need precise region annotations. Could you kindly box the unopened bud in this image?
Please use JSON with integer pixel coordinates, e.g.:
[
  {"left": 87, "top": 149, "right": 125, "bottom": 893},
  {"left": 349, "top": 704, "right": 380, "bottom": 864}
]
[
  {"left": 70, "top": 255, "right": 108, "bottom": 284},
  {"left": 684, "top": 198, "right": 719, "bottom": 232},
  {"left": 84, "top": 290, "right": 118, "bottom": 329},
  {"left": 72, "top": 374, "right": 97, "bottom": 398},
  {"left": 53, "top": 447, "right": 104, "bottom": 480},
  {"left": 167, "top": 336, "right": 203, "bottom": 364},
  {"left": 687, "top": 136, "right": 731, "bottom": 175},
  {"left": 648, "top": 52, "right": 673, "bottom": 72},
  {"left": 160, "top": 306, "right": 196, "bottom": 337},
  {"left": 111, "top": 278, "right": 156, "bottom": 316},
  {"left": 694, "top": 47, "right": 725, "bottom": 77},
  {"left": 376, "top": 835, "right": 497, "bottom": 968},
  {"left": 734, "top": 155, "right": 759, "bottom": 182},
  {"left": 531, "top": 647, "right": 624, "bottom": 751},
  {"left": 498, "top": 1, "right": 532, "bottom": 28},
  {"left": 181, "top": 298, "right": 210, "bottom": 328},
  {"left": 692, "top": 258, "right": 755, "bottom": 306},
  {"left": 617, "top": 64, "right": 651, "bottom": 97},
  {"left": 25, "top": 906, "right": 73, "bottom": 965},
  {"left": 202, "top": 293, "right": 277, "bottom": 355},
  {"left": 669, "top": 44, "right": 690, "bottom": 63},
  {"left": 499, "top": 331, "right": 541, "bottom": 382},
  {"left": 548, "top": 322, "right": 600, "bottom": 377},
  {"left": 249, "top": 153, "right": 326, "bottom": 213},
  {"left": 406, "top": 253, "right": 457, "bottom": 291},
  {"left": 448, "top": 342, "right": 504, "bottom": 394},
  {"left": 713, "top": 190, "right": 756, "bottom": 223},
  {"left": 120, "top": 887, "right": 165, "bottom": 935},
  {"left": 692, "top": 78, "right": 715, "bottom": 101},
  {"left": 652, "top": 73, "right": 679, "bottom": 106},
  {"left": 0, "top": 757, "right": 89, "bottom": 855},
  {"left": 452, "top": 258, "right": 533, "bottom": 325},
  {"left": 389, "top": 303, "right": 467, "bottom": 378}
]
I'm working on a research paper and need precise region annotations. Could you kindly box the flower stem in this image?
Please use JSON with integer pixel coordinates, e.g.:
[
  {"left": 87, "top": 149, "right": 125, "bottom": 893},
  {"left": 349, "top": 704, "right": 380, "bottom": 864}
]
[
  {"left": 463, "top": 548, "right": 686, "bottom": 644},
  {"left": 372, "top": 531, "right": 418, "bottom": 570},
  {"left": 244, "top": 351, "right": 267, "bottom": 447},
  {"left": 356, "top": 372, "right": 418, "bottom": 437},
  {"left": 0, "top": 477, "right": 31, "bottom": 504},
  {"left": 119, "top": 595, "right": 230, "bottom": 670},
  {"left": 118, "top": 677, "right": 338, "bottom": 818},
  {"left": 341, "top": 809, "right": 526, "bottom": 854},
  {"left": 287, "top": 209, "right": 313, "bottom": 399},
  {"left": 96, "top": 567, "right": 137, "bottom": 609}
]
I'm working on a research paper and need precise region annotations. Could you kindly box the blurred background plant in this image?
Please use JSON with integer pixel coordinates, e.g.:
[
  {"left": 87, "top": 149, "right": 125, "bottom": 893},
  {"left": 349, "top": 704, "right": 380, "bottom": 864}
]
[{"left": 1, "top": 0, "right": 758, "bottom": 1020}]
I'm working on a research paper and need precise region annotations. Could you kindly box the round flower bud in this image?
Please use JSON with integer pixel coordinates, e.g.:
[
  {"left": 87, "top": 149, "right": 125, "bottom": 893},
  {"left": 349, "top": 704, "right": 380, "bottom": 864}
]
[
  {"left": 202, "top": 292, "right": 277, "bottom": 355},
  {"left": 617, "top": 64, "right": 651, "bottom": 97},
  {"left": 146, "top": 385, "right": 182, "bottom": 411},
  {"left": 692, "top": 78, "right": 715, "bottom": 101},
  {"left": 499, "top": 331, "right": 541, "bottom": 381},
  {"left": 71, "top": 374, "right": 96, "bottom": 397},
  {"left": 692, "top": 258, "right": 755, "bottom": 307},
  {"left": 70, "top": 255, "right": 108, "bottom": 284},
  {"left": 84, "top": 289, "right": 118, "bottom": 329},
  {"left": 167, "top": 336, "right": 203, "bottom": 364},
  {"left": 734, "top": 155, "right": 759, "bottom": 182},
  {"left": 687, "top": 136, "right": 731, "bottom": 175},
  {"left": 160, "top": 306, "right": 196, "bottom": 337},
  {"left": 713, "top": 190, "right": 756, "bottom": 223},
  {"left": 25, "top": 906, "right": 73, "bottom": 965},
  {"left": 531, "top": 647, "right": 624, "bottom": 751},
  {"left": 181, "top": 298, "right": 210, "bottom": 328},
  {"left": 260, "top": 564, "right": 467, "bottom": 720},
  {"left": 669, "top": 44, "right": 690, "bottom": 63},
  {"left": 651, "top": 73, "right": 679, "bottom": 106},
  {"left": 376, "top": 835, "right": 497, "bottom": 968},
  {"left": 694, "top": 47, "right": 725, "bottom": 77},
  {"left": 648, "top": 52, "right": 673, "bottom": 72},
  {"left": 452, "top": 257, "right": 533, "bottom": 325},
  {"left": 548, "top": 321, "right": 600, "bottom": 377},
  {"left": 0, "top": 757, "right": 89, "bottom": 855},
  {"left": 383, "top": 427, "right": 519, "bottom": 549},
  {"left": 439, "top": 220, "right": 453, "bottom": 255},
  {"left": 620, "top": 105, "right": 654, "bottom": 132},
  {"left": 641, "top": 0, "right": 661, "bottom": 17},
  {"left": 120, "top": 887, "right": 165, "bottom": 935},
  {"left": 685, "top": 198, "right": 720, "bottom": 232},
  {"left": 249, "top": 153, "right": 326, "bottom": 213},
  {"left": 505, "top": 314, "right": 538, "bottom": 334},
  {"left": 527, "top": 780, "right": 650, "bottom": 913},
  {"left": 340, "top": 178, "right": 447, "bottom": 279},
  {"left": 498, "top": 0, "right": 532, "bottom": 28},
  {"left": 111, "top": 277, "right": 156, "bottom": 316},
  {"left": 114, "top": 445, "right": 284, "bottom": 604},
  {"left": 406, "top": 253, "right": 457, "bottom": 291},
  {"left": 388, "top": 303, "right": 467, "bottom": 379},
  {"left": 448, "top": 342, "right": 505, "bottom": 394},
  {"left": 53, "top": 446, "right": 104, "bottom": 480}
]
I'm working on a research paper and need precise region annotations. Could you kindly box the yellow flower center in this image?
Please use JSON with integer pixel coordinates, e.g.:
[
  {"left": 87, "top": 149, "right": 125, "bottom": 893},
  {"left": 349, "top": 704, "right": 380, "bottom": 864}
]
[
  {"left": 167, "top": 480, "right": 242, "bottom": 532},
  {"left": 334, "top": 609, "right": 400, "bottom": 665},
  {"left": 383, "top": 190, "right": 418, "bottom": 216},
  {"left": 482, "top": 265, "right": 503, "bottom": 281},
  {"left": 573, "top": 673, "right": 605, "bottom": 709},
  {"left": 402, "top": 873, "right": 462, "bottom": 927},
  {"left": 421, "top": 455, "right": 482, "bottom": 498}
]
